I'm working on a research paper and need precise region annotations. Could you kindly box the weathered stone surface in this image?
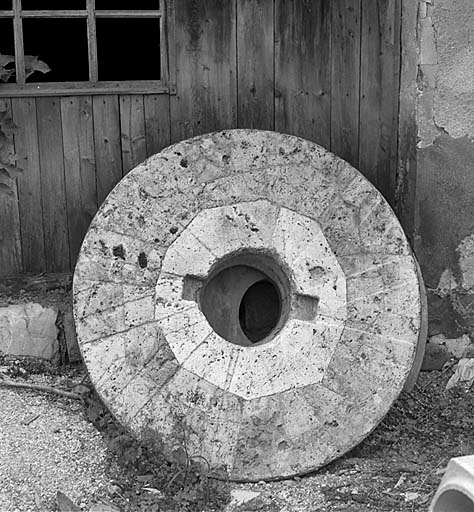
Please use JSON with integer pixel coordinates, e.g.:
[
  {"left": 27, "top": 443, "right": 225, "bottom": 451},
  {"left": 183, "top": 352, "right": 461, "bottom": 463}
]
[
  {"left": 404, "top": 258, "right": 428, "bottom": 391},
  {"left": 0, "top": 274, "right": 80, "bottom": 363},
  {"left": 462, "top": 344, "right": 474, "bottom": 359},
  {"left": 153, "top": 200, "right": 347, "bottom": 400},
  {"left": 429, "top": 333, "right": 471, "bottom": 360},
  {"left": 74, "top": 130, "right": 424, "bottom": 481},
  {"left": 225, "top": 490, "right": 262, "bottom": 512},
  {"left": 0, "top": 303, "right": 58, "bottom": 360}
]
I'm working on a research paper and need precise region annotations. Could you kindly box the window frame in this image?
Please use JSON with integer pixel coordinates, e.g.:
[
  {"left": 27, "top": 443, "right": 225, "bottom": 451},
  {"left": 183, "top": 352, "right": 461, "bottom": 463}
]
[{"left": 0, "top": 0, "right": 175, "bottom": 97}]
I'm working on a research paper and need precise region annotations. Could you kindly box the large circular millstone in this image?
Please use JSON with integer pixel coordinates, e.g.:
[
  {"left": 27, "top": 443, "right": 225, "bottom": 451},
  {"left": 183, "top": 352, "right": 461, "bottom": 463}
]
[{"left": 73, "top": 130, "right": 423, "bottom": 482}]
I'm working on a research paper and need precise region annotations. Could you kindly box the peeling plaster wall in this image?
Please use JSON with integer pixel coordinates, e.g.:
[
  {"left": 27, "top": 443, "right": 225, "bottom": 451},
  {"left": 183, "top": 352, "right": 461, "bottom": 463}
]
[
  {"left": 432, "top": 1, "right": 474, "bottom": 139},
  {"left": 415, "top": 0, "right": 474, "bottom": 337}
]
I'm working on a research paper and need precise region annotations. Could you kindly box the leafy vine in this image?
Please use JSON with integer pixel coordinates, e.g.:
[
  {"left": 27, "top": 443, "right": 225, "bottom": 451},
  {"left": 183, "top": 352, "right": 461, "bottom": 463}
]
[
  {"left": 0, "top": 109, "right": 20, "bottom": 197},
  {"left": 0, "top": 53, "right": 50, "bottom": 83},
  {"left": 0, "top": 53, "right": 50, "bottom": 196}
]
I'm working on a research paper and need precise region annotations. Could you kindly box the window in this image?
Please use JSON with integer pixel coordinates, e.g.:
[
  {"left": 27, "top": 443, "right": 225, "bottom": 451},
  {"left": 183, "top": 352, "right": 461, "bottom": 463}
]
[{"left": 0, "top": 0, "right": 174, "bottom": 96}]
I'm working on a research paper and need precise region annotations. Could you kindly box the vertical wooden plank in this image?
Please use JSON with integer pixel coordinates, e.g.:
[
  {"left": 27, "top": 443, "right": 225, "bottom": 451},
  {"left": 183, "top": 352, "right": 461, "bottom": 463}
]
[
  {"left": 12, "top": 97, "right": 45, "bottom": 273},
  {"left": 36, "top": 97, "right": 70, "bottom": 272},
  {"left": 120, "top": 95, "right": 147, "bottom": 174},
  {"left": 331, "top": 0, "right": 361, "bottom": 167},
  {"left": 0, "top": 98, "right": 22, "bottom": 276},
  {"left": 165, "top": 0, "right": 177, "bottom": 92},
  {"left": 170, "top": 0, "right": 237, "bottom": 142},
  {"left": 237, "top": 0, "right": 274, "bottom": 130},
  {"left": 61, "top": 96, "right": 97, "bottom": 269},
  {"left": 275, "top": 0, "right": 331, "bottom": 147},
  {"left": 93, "top": 95, "right": 122, "bottom": 206},
  {"left": 359, "top": 0, "right": 401, "bottom": 202},
  {"left": 12, "top": 0, "right": 25, "bottom": 84},
  {"left": 87, "top": 0, "right": 98, "bottom": 82},
  {"left": 144, "top": 94, "right": 171, "bottom": 156}
]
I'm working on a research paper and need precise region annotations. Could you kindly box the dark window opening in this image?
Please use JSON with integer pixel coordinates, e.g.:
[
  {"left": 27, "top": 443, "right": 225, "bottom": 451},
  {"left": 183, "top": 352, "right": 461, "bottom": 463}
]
[
  {"left": 95, "top": 0, "right": 159, "bottom": 9},
  {"left": 21, "top": 0, "right": 84, "bottom": 9},
  {"left": 23, "top": 18, "right": 89, "bottom": 82},
  {"left": 97, "top": 18, "right": 160, "bottom": 81},
  {"left": 0, "top": 0, "right": 166, "bottom": 90},
  {"left": 0, "top": 19, "right": 15, "bottom": 83}
]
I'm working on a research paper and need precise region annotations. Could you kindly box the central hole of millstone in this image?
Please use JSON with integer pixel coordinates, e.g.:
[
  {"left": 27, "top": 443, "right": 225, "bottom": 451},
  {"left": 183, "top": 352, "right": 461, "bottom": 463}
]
[
  {"left": 239, "top": 279, "right": 280, "bottom": 342},
  {"left": 199, "top": 252, "right": 291, "bottom": 347}
]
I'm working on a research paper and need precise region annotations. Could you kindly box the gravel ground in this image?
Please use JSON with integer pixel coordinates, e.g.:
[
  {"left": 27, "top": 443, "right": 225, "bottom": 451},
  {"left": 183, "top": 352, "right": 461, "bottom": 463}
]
[
  {"left": 0, "top": 380, "right": 113, "bottom": 512},
  {"left": 1, "top": 366, "right": 473, "bottom": 512}
]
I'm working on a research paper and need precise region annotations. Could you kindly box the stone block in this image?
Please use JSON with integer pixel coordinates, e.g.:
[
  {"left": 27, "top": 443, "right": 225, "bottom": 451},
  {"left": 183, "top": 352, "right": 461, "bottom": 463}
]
[
  {"left": 0, "top": 273, "right": 80, "bottom": 363},
  {"left": 429, "top": 333, "right": 472, "bottom": 360},
  {"left": 0, "top": 303, "right": 59, "bottom": 360},
  {"left": 462, "top": 344, "right": 474, "bottom": 359},
  {"left": 225, "top": 490, "right": 262, "bottom": 512},
  {"left": 422, "top": 342, "right": 450, "bottom": 371}
]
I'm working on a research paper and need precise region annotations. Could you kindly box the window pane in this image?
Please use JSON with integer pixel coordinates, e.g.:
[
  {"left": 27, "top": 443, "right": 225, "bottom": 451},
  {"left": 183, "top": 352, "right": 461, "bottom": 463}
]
[
  {"left": 23, "top": 18, "right": 88, "bottom": 82},
  {"left": 0, "top": 18, "right": 15, "bottom": 83},
  {"left": 95, "top": 0, "right": 159, "bottom": 10},
  {"left": 97, "top": 19, "right": 160, "bottom": 81},
  {"left": 0, "top": 0, "right": 12, "bottom": 9},
  {"left": 21, "top": 0, "right": 84, "bottom": 9}
]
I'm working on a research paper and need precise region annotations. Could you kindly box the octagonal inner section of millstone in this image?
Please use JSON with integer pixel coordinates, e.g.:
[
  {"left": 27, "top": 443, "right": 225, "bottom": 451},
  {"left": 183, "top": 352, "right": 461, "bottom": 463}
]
[
  {"left": 197, "top": 250, "right": 293, "bottom": 348},
  {"left": 154, "top": 200, "right": 347, "bottom": 400}
]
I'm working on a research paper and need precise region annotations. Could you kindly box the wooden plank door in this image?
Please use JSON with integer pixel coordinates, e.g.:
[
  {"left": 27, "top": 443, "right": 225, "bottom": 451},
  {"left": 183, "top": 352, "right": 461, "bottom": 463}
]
[
  {"left": 0, "top": 0, "right": 404, "bottom": 276},
  {"left": 0, "top": 98, "right": 22, "bottom": 275},
  {"left": 275, "top": 0, "right": 331, "bottom": 147}
]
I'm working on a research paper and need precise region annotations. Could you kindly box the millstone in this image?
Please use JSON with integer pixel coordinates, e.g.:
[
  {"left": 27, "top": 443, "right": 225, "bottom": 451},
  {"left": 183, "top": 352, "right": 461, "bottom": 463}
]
[{"left": 73, "top": 130, "right": 423, "bottom": 482}]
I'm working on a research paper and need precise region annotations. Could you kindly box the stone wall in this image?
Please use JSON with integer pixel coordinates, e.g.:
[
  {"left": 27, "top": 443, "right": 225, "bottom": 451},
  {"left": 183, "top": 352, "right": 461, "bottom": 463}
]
[{"left": 415, "top": 0, "right": 474, "bottom": 341}]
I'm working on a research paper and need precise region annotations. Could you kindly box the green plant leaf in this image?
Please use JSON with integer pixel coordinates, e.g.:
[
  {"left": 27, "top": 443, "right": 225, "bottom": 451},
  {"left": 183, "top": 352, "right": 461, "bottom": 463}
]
[
  {"left": 0, "top": 168, "right": 11, "bottom": 180},
  {"left": 24, "top": 55, "right": 51, "bottom": 79},
  {"left": 0, "top": 54, "right": 50, "bottom": 81},
  {"left": 1, "top": 163, "right": 23, "bottom": 174},
  {"left": 0, "top": 56, "right": 15, "bottom": 83},
  {"left": 0, "top": 54, "right": 14, "bottom": 67},
  {"left": 0, "top": 147, "right": 16, "bottom": 165},
  {"left": 0, "top": 68, "right": 14, "bottom": 83},
  {"left": 0, "top": 111, "right": 18, "bottom": 131},
  {"left": 56, "top": 491, "right": 82, "bottom": 512},
  {"left": 172, "top": 446, "right": 188, "bottom": 467},
  {"left": 0, "top": 182, "right": 13, "bottom": 196}
]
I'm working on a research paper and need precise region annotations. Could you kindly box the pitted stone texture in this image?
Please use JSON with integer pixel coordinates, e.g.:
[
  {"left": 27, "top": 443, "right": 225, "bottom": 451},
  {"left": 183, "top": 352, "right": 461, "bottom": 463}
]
[
  {"left": 74, "top": 130, "right": 423, "bottom": 482},
  {"left": 0, "top": 303, "right": 58, "bottom": 360},
  {"left": 154, "top": 200, "right": 346, "bottom": 399}
]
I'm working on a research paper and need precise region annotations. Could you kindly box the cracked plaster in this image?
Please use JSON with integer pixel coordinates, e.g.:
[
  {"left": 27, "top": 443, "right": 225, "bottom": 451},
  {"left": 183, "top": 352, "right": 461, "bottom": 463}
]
[
  {"left": 415, "top": 0, "right": 474, "bottom": 343},
  {"left": 417, "top": 0, "right": 474, "bottom": 145}
]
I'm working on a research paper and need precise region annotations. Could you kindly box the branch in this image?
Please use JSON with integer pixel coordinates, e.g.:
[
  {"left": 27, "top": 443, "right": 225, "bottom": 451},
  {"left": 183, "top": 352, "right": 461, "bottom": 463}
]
[{"left": 0, "top": 379, "right": 83, "bottom": 400}]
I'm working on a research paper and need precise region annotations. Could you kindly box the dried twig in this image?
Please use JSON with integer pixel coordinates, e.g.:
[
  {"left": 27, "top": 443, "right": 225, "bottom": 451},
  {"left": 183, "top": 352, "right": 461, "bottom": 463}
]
[
  {"left": 22, "top": 413, "right": 41, "bottom": 426},
  {"left": 188, "top": 455, "right": 211, "bottom": 474},
  {"left": 410, "top": 457, "right": 447, "bottom": 512},
  {"left": 0, "top": 379, "right": 83, "bottom": 400},
  {"left": 166, "top": 468, "right": 187, "bottom": 490}
]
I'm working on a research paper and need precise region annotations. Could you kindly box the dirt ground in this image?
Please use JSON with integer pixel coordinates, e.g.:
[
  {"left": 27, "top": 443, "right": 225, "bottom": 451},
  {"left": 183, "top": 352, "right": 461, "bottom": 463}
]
[{"left": 1, "top": 354, "right": 473, "bottom": 512}]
